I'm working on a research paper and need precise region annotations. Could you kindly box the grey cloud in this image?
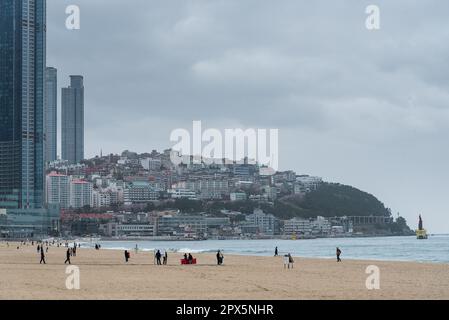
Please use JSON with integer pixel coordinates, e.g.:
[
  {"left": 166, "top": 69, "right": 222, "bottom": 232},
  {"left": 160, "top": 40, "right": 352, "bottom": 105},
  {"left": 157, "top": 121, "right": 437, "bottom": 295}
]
[{"left": 47, "top": 0, "right": 449, "bottom": 232}]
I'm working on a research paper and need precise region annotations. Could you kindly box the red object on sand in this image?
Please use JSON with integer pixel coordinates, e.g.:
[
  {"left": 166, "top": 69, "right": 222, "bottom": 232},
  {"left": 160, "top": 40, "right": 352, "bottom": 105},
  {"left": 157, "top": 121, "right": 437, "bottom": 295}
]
[{"left": 181, "top": 258, "right": 197, "bottom": 265}]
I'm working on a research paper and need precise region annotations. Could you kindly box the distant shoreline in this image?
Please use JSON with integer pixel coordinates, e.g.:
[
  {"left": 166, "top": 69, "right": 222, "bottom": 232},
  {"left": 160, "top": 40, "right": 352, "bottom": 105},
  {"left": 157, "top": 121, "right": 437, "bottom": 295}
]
[{"left": 0, "top": 233, "right": 428, "bottom": 243}]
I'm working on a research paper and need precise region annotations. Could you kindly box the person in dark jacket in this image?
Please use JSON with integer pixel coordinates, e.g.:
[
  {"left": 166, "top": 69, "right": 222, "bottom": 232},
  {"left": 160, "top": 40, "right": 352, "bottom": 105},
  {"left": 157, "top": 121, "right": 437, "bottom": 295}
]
[
  {"left": 64, "top": 249, "right": 71, "bottom": 264},
  {"left": 39, "top": 246, "right": 46, "bottom": 264},
  {"left": 155, "top": 250, "right": 162, "bottom": 265},
  {"left": 216, "top": 250, "right": 224, "bottom": 265},
  {"left": 124, "top": 250, "right": 130, "bottom": 263},
  {"left": 336, "top": 247, "right": 342, "bottom": 262}
]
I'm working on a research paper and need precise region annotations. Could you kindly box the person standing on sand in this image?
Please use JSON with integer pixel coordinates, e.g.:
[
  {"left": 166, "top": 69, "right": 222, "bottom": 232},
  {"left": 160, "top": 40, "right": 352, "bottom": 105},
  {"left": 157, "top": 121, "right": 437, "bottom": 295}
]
[
  {"left": 163, "top": 251, "right": 168, "bottom": 265},
  {"left": 124, "top": 250, "right": 130, "bottom": 263},
  {"left": 39, "top": 246, "right": 46, "bottom": 264},
  {"left": 288, "top": 253, "right": 294, "bottom": 269},
  {"left": 37, "top": 244, "right": 40, "bottom": 253},
  {"left": 336, "top": 247, "right": 342, "bottom": 262},
  {"left": 283, "top": 254, "right": 289, "bottom": 269},
  {"left": 216, "top": 250, "right": 224, "bottom": 265},
  {"left": 64, "top": 249, "right": 71, "bottom": 264},
  {"left": 155, "top": 250, "right": 162, "bottom": 265},
  {"left": 275, "top": 247, "right": 278, "bottom": 256}
]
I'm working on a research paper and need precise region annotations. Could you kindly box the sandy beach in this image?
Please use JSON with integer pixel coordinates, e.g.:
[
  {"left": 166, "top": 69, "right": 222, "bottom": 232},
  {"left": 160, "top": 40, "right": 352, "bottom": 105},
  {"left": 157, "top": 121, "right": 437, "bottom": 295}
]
[{"left": 0, "top": 242, "right": 448, "bottom": 300}]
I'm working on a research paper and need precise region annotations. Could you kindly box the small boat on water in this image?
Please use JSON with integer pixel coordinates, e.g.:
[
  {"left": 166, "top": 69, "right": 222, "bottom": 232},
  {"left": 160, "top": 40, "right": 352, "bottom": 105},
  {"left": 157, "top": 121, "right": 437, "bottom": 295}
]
[{"left": 416, "top": 215, "right": 428, "bottom": 240}]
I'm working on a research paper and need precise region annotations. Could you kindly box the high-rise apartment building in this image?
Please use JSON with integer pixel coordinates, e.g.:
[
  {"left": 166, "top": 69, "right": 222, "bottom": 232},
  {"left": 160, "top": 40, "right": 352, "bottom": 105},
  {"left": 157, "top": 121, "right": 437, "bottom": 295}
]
[
  {"left": 45, "top": 67, "right": 57, "bottom": 162},
  {"left": 0, "top": 0, "right": 47, "bottom": 209},
  {"left": 62, "top": 75, "right": 84, "bottom": 164}
]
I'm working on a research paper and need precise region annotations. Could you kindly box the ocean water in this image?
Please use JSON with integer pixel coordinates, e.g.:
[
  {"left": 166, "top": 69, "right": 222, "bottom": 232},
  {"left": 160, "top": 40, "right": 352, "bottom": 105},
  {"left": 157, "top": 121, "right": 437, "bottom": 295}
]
[{"left": 82, "top": 235, "right": 449, "bottom": 264}]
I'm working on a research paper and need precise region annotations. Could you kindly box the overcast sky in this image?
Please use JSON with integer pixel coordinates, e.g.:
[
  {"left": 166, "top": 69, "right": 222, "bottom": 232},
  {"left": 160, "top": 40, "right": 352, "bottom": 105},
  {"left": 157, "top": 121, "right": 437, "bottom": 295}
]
[{"left": 47, "top": 0, "right": 449, "bottom": 233}]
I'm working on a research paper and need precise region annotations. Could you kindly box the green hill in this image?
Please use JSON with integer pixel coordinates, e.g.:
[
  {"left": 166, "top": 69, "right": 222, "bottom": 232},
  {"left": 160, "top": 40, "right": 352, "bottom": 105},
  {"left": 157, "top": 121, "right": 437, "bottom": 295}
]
[{"left": 274, "top": 182, "right": 391, "bottom": 219}]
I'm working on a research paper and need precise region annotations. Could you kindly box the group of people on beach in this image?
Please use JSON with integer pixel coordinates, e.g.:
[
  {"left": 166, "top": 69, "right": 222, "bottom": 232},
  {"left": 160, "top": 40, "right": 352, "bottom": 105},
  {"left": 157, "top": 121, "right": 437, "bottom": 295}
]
[
  {"left": 35, "top": 241, "right": 79, "bottom": 265},
  {"left": 123, "top": 248, "right": 170, "bottom": 265},
  {"left": 4, "top": 240, "right": 344, "bottom": 267},
  {"left": 183, "top": 253, "right": 194, "bottom": 264},
  {"left": 275, "top": 246, "right": 343, "bottom": 268},
  {"left": 155, "top": 250, "right": 168, "bottom": 265}
]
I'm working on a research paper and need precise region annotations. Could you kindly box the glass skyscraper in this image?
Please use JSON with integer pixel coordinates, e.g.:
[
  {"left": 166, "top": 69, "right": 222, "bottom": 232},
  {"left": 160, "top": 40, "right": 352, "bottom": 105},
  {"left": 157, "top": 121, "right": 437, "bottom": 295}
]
[
  {"left": 45, "top": 67, "right": 57, "bottom": 163},
  {"left": 62, "top": 75, "right": 84, "bottom": 164},
  {"left": 0, "top": 0, "right": 46, "bottom": 210}
]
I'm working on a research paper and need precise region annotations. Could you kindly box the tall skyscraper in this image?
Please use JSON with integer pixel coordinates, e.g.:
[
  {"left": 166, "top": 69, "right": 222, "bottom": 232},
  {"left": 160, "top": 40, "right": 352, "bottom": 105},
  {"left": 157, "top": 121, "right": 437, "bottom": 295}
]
[
  {"left": 62, "top": 75, "right": 84, "bottom": 164},
  {"left": 0, "top": 0, "right": 46, "bottom": 209},
  {"left": 45, "top": 67, "right": 57, "bottom": 162}
]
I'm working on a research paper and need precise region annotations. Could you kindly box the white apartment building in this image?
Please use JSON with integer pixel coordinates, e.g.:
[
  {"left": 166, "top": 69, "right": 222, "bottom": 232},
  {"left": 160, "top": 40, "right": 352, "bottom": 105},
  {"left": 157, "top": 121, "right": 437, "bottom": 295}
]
[
  {"left": 311, "top": 216, "right": 332, "bottom": 234},
  {"left": 230, "top": 192, "right": 247, "bottom": 201},
  {"left": 117, "top": 223, "right": 156, "bottom": 237},
  {"left": 173, "top": 179, "right": 229, "bottom": 200},
  {"left": 246, "top": 209, "right": 278, "bottom": 235},
  {"left": 92, "top": 187, "right": 123, "bottom": 208},
  {"left": 92, "top": 190, "right": 111, "bottom": 208},
  {"left": 70, "top": 180, "right": 93, "bottom": 208},
  {"left": 284, "top": 218, "right": 312, "bottom": 236},
  {"left": 124, "top": 181, "right": 160, "bottom": 205},
  {"left": 294, "top": 176, "right": 323, "bottom": 194},
  {"left": 168, "top": 188, "right": 198, "bottom": 200},
  {"left": 46, "top": 172, "right": 70, "bottom": 209},
  {"left": 140, "top": 158, "right": 162, "bottom": 171}
]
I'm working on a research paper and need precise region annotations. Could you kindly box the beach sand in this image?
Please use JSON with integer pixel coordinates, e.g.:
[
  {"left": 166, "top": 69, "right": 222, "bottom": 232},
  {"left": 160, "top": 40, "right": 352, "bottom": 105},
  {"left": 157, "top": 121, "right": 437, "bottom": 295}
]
[{"left": 0, "top": 242, "right": 448, "bottom": 300}]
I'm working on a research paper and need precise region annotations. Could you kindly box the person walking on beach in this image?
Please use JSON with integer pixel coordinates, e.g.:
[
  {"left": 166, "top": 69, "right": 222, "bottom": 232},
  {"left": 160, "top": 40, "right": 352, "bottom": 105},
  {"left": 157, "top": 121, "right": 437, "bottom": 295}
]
[
  {"left": 288, "top": 253, "right": 294, "bottom": 269},
  {"left": 37, "top": 244, "right": 40, "bottom": 253},
  {"left": 124, "top": 250, "right": 130, "bottom": 263},
  {"left": 275, "top": 247, "right": 278, "bottom": 256},
  {"left": 135, "top": 244, "right": 138, "bottom": 254},
  {"left": 39, "top": 246, "right": 46, "bottom": 264},
  {"left": 163, "top": 251, "right": 168, "bottom": 265},
  {"left": 155, "top": 250, "right": 162, "bottom": 265},
  {"left": 216, "top": 250, "right": 224, "bottom": 265},
  {"left": 336, "top": 247, "right": 342, "bottom": 262},
  {"left": 64, "top": 249, "right": 71, "bottom": 264}
]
